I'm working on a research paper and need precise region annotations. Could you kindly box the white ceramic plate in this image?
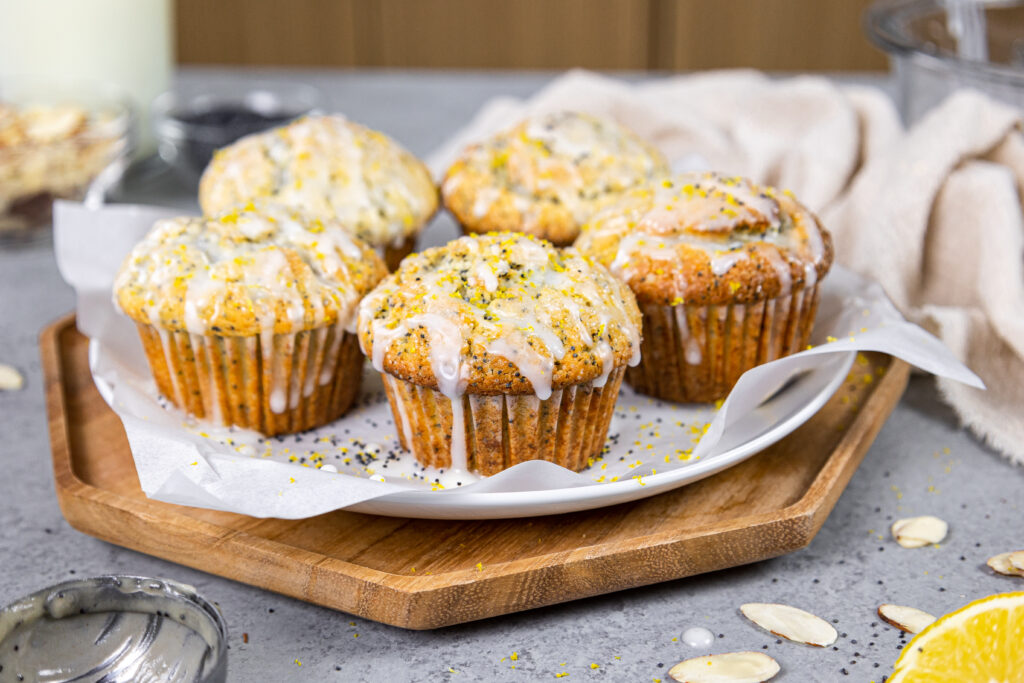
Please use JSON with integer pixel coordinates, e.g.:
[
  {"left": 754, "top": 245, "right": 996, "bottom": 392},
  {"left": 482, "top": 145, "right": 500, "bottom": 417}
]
[
  {"left": 349, "top": 351, "right": 855, "bottom": 519},
  {"left": 90, "top": 340, "right": 854, "bottom": 520}
]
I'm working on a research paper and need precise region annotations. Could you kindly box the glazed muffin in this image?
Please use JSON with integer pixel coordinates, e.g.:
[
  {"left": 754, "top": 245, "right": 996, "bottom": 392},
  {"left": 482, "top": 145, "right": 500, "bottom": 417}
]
[
  {"left": 1, "top": 102, "right": 128, "bottom": 234},
  {"left": 575, "top": 171, "right": 834, "bottom": 403},
  {"left": 357, "top": 232, "right": 642, "bottom": 476},
  {"left": 442, "top": 111, "right": 668, "bottom": 247},
  {"left": 115, "top": 204, "right": 387, "bottom": 435},
  {"left": 198, "top": 115, "right": 438, "bottom": 270}
]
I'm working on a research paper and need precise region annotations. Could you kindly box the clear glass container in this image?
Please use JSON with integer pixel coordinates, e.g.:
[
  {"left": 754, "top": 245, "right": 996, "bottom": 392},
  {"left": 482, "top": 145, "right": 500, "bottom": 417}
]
[
  {"left": 0, "top": 77, "right": 134, "bottom": 245},
  {"left": 0, "top": 0, "right": 172, "bottom": 156},
  {"left": 866, "top": 0, "right": 1024, "bottom": 123},
  {"left": 0, "top": 575, "right": 227, "bottom": 682},
  {"left": 152, "top": 80, "right": 323, "bottom": 185}
]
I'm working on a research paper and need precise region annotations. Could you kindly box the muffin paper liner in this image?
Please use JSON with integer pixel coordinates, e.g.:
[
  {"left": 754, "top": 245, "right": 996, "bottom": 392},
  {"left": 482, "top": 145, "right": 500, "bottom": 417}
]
[
  {"left": 381, "top": 367, "right": 625, "bottom": 475},
  {"left": 134, "top": 322, "right": 363, "bottom": 436},
  {"left": 627, "top": 285, "right": 821, "bottom": 403}
]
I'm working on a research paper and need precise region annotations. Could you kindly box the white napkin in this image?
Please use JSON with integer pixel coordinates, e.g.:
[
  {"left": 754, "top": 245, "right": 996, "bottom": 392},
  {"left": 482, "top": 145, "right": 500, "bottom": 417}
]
[
  {"left": 428, "top": 69, "right": 1024, "bottom": 465},
  {"left": 824, "top": 91, "right": 1024, "bottom": 464}
]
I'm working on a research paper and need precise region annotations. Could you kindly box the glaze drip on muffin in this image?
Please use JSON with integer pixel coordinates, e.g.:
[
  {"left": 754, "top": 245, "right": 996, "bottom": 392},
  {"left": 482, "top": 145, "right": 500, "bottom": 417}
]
[
  {"left": 357, "top": 232, "right": 641, "bottom": 402},
  {"left": 115, "top": 204, "right": 387, "bottom": 338},
  {"left": 575, "top": 172, "right": 833, "bottom": 305},
  {"left": 442, "top": 111, "right": 668, "bottom": 245},
  {"left": 198, "top": 115, "right": 438, "bottom": 250}
]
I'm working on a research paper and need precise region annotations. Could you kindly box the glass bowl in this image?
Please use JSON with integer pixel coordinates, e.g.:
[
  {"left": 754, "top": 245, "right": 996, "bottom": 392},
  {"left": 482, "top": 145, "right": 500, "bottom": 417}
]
[
  {"left": 0, "top": 77, "right": 134, "bottom": 245},
  {"left": 866, "top": 0, "right": 1024, "bottom": 123},
  {"left": 152, "top": 80, "right": 323, "bottom": 185}
]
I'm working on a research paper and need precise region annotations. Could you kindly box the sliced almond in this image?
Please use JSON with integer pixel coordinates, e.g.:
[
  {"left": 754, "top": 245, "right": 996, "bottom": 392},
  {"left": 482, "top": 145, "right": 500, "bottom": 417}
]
[
  {"left": 877, "top": 603, "right": 936, "bottom": 633},
  {"left": 1010, "top": 551, "right": 1024, "bottom": 572},
  {"left": 0, "top": 364, "right": 24, "bottom": 391},
  {"left": 891, "top": 515, "right": 948, "bottom": 548},
  {"left": 23, "top": 104, "right": 86, "bottom": 143},
  {"left": 987, "top": 552, "right": 1024, "bottom": 577},
  {"left": 668, "top": 651, "right": 780, "bottom": 683},
  {"left": 739, "top": 603, "right": 837, "bottom": 647}
]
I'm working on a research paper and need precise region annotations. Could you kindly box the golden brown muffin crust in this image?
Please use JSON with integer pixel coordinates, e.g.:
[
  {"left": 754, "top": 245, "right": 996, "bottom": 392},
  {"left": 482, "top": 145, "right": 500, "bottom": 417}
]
[
  {"left": 115, "top": 204, "right": 387, "bottom": 336},
  {"left": 442, "top": 111, "right": 668, "bottom": 246},
  {"left": 574, "top": 172, "right": 834, "bottom": 305}
]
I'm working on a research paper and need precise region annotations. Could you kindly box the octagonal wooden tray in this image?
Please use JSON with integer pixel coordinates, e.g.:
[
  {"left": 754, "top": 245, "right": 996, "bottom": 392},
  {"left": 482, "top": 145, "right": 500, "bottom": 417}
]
[{"left": 41, "top": 314, "right": 909, "bottom": 629}]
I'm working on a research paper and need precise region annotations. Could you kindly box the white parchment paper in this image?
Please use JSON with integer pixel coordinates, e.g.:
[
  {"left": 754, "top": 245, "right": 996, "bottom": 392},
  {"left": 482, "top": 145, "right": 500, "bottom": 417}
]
[{"left": 53, "top": 201, "right": 983, "bottom": 519}]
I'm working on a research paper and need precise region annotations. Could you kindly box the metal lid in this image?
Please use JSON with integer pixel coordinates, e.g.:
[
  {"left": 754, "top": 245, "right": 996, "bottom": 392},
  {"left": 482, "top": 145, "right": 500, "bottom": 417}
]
[{"left": 0, "top": 576, "right": 227, "bottom": 683}]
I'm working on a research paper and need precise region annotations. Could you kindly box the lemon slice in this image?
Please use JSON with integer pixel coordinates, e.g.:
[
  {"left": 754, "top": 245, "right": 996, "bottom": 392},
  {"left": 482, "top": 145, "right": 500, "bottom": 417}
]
[{"left": 889, "top": 591, "right": 1024, "bottom": 682}]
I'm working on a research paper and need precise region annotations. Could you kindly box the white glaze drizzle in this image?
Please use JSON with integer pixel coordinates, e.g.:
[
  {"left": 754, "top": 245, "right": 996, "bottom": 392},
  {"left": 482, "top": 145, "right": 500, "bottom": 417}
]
[
  {"left": 486, "top": 337, "right": 557, "bottom": 400},
  {"left": 762, "top": 246, "right": 793, "bottom": 296},
  {"left": 263, "top": 307, "right": 285, "bottom": 414},
  {"left": 386, "top": 375, "right": 415, "bottom": 448},
  {"left": 318, "top": 320, "right": 348, "bottom": 385},
  {"left": 578, "top": 171, "right": 826, "bottom": 297},
  {"left": 202, "top": 115, "right": 435, "bottom": 247},
  {"left": 116, "top": 207, "right": 372, "bottom": 335},
  {"left": 197, "top": 333, "right": 224, "bottom": 424},
  {"left": 303, "top": 326, "right": 326, "bottom": 398},
  {"left": 448, "top": 397, "right": 467, "bottom": 473},
  {"left": 156, "top": 328, "right": 181, "bottom": 405},
  {"left": 685, "top": 333, "right": 703, "bottom": 366},
  {"left": 710, "top": 249, "right": 749, "bottom": 277},
  {"left": 591, "top": 339, "right": 616, "bottom": 387},
  {"left": 471, "top": 187, "right": 503, "bottom": 220},
  {"left": 445, "top": 111, "right": 667, "bottom": 227},
  {"left": 115, "top": 206, "right": 383, "bottom": 415}
]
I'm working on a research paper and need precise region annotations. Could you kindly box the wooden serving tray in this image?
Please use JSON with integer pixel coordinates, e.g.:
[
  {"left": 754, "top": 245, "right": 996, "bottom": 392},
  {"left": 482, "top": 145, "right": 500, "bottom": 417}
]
[{"left": 41, "top": 314, "right": 909, "bottom": 630}]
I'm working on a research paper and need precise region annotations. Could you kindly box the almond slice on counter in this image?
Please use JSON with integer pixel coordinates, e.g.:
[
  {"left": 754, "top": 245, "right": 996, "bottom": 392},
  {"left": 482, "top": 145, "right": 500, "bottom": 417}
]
[
  {"left": 878, "top": 603, "right": 936, "bottom": 633},
  {"left": 739, "top": 603, "right": 837, "bottom": 647},
  {"left": 1010, "top": 551, "right": 1024, "bottom": 572},
  {"left": 987, "top": 552, "right": 1024, "bottom": 577},
  {"left": 668, "top": 651, "right": 780, "bottom": 683},
  {"left": 0, "top": 363, "right": 24, "bottom": 391},
  {"left": 891, "top": 515, "right": 948, "bottom": 548}
]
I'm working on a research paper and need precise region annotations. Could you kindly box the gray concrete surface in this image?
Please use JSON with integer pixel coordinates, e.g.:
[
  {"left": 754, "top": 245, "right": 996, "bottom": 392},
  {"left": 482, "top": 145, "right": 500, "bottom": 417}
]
[{"left": 1, "top": 69, "right": 1021, "bottom": 682}]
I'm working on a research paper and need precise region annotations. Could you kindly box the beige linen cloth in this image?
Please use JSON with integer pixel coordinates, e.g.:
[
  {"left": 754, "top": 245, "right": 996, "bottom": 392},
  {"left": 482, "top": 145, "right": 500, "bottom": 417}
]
[{"left": 428, "top": 69, "right": 1024, "bottom": 465}]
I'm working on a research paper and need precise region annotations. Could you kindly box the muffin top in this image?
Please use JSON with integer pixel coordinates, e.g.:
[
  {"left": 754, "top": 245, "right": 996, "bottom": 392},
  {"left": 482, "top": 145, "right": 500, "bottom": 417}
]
[
  {"left": 357, "top": 232, "right": 641, "bottom": 399},
  {"left": 442, "top": 111, "right": 668, "bottom": 246},
  {"left": 198, "top": 115, "right": 438, "bottom": 249},
  {"left": 0, "top": 102, "right": 125, "bottom": 212},
  {"left": 115, "top": 204, "right": 387, "bottom": 337},
  {"left": 574, "top": 172, "right": 834, "bottom": 306}
]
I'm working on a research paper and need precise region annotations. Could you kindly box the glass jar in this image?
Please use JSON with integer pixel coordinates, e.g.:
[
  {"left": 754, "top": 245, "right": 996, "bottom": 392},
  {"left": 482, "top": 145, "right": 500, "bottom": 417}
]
[{"left": 866, "top": 0, "right": 1024, "bottom": 123}]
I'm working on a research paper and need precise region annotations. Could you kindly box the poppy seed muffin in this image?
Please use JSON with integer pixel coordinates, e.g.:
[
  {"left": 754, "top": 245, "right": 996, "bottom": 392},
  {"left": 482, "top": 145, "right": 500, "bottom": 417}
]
[
  {"left": 442, "top": 111, "right": 667, "bottom": 247},
  {"left": 575, "top": 171, "right": 833, "bottom": 403},
  {"left": 357, "top": 232, "right": 642, "bottom": 476},
  {"left": 115, "top": 204, "right": 387, "bottom": 435},
  {"left": 198, "top": 115, "right": 438, "bottom": 270}
]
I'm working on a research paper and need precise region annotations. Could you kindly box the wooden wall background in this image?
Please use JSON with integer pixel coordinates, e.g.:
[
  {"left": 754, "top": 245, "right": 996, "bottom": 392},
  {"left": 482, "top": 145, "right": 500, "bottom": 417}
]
[{"left": 176, "top": 0, "right": 888, "bottom": 71}]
